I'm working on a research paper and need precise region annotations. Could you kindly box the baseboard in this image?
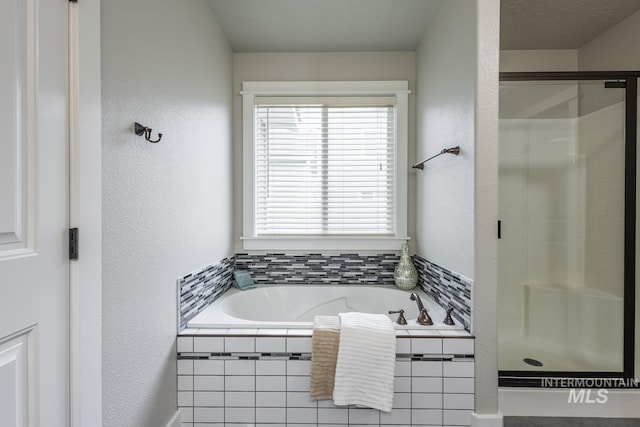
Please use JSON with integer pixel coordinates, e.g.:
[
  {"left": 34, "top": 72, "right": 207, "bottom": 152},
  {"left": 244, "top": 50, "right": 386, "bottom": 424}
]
[
  {"left": 165, "top": 410, "right": 181, "bottom": 427},
  {"left": 471, "top": 411, "right": 504, "bottom": 427},
  {"left": 500, "top": 388, "right": 640, "bottom": 417}
]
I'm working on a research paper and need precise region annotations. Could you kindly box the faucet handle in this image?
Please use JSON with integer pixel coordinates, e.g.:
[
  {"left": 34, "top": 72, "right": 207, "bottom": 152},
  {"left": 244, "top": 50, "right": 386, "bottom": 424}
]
[
  {"left": 388, "top": 309, "right": 407, "bottom": 325},
  {"left": 418, "top": 308, "right": 433, "bottom": 326},
  {"left": 443, "top": 307, "right": 455, "bottom": 325}
]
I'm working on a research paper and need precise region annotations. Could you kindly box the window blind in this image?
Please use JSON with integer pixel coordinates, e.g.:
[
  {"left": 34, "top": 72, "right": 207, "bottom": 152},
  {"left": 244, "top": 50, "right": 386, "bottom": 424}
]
[{"left": 254, "top": 99, "right": 396, "bottom": 236}]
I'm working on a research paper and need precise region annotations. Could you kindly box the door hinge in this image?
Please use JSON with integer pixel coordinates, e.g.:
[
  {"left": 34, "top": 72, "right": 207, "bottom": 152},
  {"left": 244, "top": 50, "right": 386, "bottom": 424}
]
[
  {"left": 69, "top": 228, "right": 79, "bottom": 260},
  {"left": 497, "top": 220, "right": 502, "bottom": 239},
  {"left": 69, "top": 0, "right": 78, "bottom": 2}
]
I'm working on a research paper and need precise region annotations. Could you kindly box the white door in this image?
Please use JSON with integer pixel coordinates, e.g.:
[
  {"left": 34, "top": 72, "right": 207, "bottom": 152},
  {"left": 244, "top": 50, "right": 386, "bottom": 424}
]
[{"left": 0, "top": 0, "right": 70, "bottom": 425}]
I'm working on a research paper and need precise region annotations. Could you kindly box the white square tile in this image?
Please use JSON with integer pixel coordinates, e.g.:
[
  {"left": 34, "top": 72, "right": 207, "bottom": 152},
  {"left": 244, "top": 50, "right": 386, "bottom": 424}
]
[
  {"left": 318, "top": 407, "right": 349, "bottom": 424},
  {"left": 412, "top": 393, "right": 442, "bottom": 409},
  {"left": 193, "top": 337, "right": 224, "bottom": 353},
  {"left": 443, "top": 361, "right": 474, "bottom": 378},
  {"left": 318, "top": 399, "right": 337, "bottom": 408},
  {"left": 393, "top": 376, "right": 411, "bottom": 393},
  {"left": 318, "top": 425, "right": 347, "bottom": 427},
  {"left": 412, "top": 360, "right": 442, "bottom": 377},
  {"left": 195, "top": 328, "right": 227, "bottom": 335},
  {"left": 287, "top": 375, "right": 310, "bottom": 392},
  {"left": 348, "top": 407, "right": 379, "bottom": 424},
  {"left": 256, "top": 375, "right": 286, "bottom": 391},
  {"left": 444, "top": 393, "right": 474, "bottom": 410},
  {"left": 412, "top": 408, "right": 442, "bottom": 425},
  {"left": 194, "top": 391, "right": 224, "bottom": 407},
  {"left": 225, "top": 391, "right": 255, "bottom": 407},
  {"left": 225, "top": 359, "right": 255, "bottom": 376},
  {"left": 225, "top": 406, "right": 255, "bottom": 423},
  {"left": 229, "top": 328, "right": 259, "bottom": 335},
  {"left": 179, "top": 422, "right": 192, "bottom": 427},
  {"left": 443, "top": 339, "right": 474, "bottom": 355},
  {"left": 396, "top": 338, "right": 411, "bottom": 353},
  {"left": 225, "top": 337, "right": 255, "bottom": 353},
  {"left": 443, "top": 409, "right": 472, "bottom": 426},
  {"left": 287, "top": 329, "right": 313, "bottom": 336},
  {"left": 224, "top": 376, "right": 255, "bottom": 391},
  {"left": 178, "top": 375, "right": 193, "bottom": 391},
  {"left": 193, "top": 407, "right": 224, "bottom": 423},
  {"left": 287, "top": 391, "right": 317, "bottom": 408},
  {"left": 438, "top": 329, "right": 471, "bottom": 337},
  {"left": 287, "top": 360, "right": 311, "bottom": 376},
  {"left": 412, "top": 377, "right": 442, "bottom": 393},
  {"left": 379, "top": 408, "right": 410, "bottom": 425},
  {"left": 177, "top": 391, "right": 193, "bottom": 407},
  {"left": 256, "top": 407, "right": 286, "bottom": 423},
  {"left": 194, "top": 360, "right": 224, "bottom": 376},
  {"left": 287, "top": 337, "right": 312, "bottom": 353},
  {"left": 395, "top": 360, "right": 411, "bottom": 377},
  {"left": 179, "top": 407, "right": 193, "bottom": 422},
  {"left": 411, "top": 338, "right": 443, "bottom": 354},
  {"left": 194, "top": 375, "right": 224, "bottom": 391},
  {"left": 256, "top": 391, "right": 286, "bottom": 407},
  {"left": 443, "top": 378, "right": 474, "bottom": 394},
  {"left": 256, "top": 337, "right": 286, "bottom": 353},
  {"left": 177, "top": 337, "right": 194, "bottom": 353},
  {"left": 177, "top": 360, "right": 193, "bottom": 375},
  {"left": 287, "top": 408, "right": 317, "bottom": 424},
  {"left": 256, "top": 360, "right": 287, "bottom": 376},
  {"left": 392, "top": 392, "right": 411, "bottom": 409},
  {"left": 257, "top": 328, "right": 289, "bottom": 335}
]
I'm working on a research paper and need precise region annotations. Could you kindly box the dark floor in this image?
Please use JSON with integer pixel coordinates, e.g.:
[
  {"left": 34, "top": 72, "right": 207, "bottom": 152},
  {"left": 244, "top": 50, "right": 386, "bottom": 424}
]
[{"left": 505, "top": 417, "right": 640, "bottom": 427}]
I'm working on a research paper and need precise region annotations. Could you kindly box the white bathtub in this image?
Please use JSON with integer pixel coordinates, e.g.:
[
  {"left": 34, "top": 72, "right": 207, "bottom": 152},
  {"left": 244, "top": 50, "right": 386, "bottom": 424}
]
[{"left": 188, "top": 285, "right": 464, "bottom": 329}]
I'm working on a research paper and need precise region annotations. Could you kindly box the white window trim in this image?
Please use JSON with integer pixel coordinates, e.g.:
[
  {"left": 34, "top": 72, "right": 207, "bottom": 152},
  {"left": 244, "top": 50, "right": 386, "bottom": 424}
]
[{"left": 241, "top": 80, "right": 410, "bottom": 251}]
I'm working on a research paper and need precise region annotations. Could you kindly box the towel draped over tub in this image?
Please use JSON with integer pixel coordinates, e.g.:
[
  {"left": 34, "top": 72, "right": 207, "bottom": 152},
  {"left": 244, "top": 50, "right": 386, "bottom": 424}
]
[{"left": 310, "top": 312, "right": 396, "bottom": 412}]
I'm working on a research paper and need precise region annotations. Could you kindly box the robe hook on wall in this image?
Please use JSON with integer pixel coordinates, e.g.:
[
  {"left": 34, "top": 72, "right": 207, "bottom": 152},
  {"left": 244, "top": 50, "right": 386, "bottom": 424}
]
[
  {"left": 412, "top": 146, "right": 460, "bottom": 170},
  {"left": 134, "top": 122, "right": 163, "bottom": 143}
]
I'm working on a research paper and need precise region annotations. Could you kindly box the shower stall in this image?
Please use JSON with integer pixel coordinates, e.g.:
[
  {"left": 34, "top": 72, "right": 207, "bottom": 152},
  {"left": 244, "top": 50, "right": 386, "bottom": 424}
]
[{"left": 498, "top": 72, "right": 639, "bottom": 384}]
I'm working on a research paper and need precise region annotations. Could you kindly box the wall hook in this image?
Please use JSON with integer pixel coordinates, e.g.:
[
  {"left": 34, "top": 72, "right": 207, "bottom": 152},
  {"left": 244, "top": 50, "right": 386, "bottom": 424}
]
[{"left": 134, "top": 122, "right": 163, "bottom": 143}]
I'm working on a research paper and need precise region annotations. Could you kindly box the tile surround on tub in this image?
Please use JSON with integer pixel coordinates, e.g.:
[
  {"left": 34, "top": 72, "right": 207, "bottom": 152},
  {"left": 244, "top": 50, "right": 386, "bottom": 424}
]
[
  {"left": 413, "top": 255, "right": 472, "bottom": 330},
  {"left": 235, "top": 253, "right": 400, "bottom": 285},
  {"left": 177, "top": 253, "right": 474, "bottom": 333},
  {"left": 177, "top": 333, "right": 475, "bottom": 427},
  {"left": 177, "top": 256, "right": 234, "bottom": 331}
]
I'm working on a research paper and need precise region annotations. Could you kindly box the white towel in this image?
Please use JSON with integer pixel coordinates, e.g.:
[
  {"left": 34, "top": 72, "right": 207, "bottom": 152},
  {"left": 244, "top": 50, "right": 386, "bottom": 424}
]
[{"left": 332, "top": 312, "right": 396, "bottom": 412}]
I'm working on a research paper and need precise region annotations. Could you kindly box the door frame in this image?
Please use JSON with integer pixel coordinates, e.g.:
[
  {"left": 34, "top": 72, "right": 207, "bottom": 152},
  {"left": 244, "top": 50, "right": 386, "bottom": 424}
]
[
  {"left": 69, "top": 0, "right": 102, "bottom": 425},
  {"left": 498, "top": 70, "right": 640, "bottom": 386}
]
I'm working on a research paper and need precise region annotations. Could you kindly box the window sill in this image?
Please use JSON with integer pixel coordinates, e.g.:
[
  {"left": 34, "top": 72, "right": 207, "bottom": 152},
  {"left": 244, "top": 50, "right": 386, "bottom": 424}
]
[{"left": 241, "top": 236, "right": 410, "bottom": 252}]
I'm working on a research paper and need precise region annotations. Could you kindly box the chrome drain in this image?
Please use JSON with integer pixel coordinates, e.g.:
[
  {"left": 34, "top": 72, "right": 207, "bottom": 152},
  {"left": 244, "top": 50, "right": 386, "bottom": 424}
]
[{"left": 523, "top": 357, "right": 543, "bottom": 367}]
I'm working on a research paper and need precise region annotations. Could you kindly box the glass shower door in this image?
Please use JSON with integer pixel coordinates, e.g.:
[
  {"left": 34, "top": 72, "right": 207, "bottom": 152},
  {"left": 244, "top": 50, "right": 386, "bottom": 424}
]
[{"left": 498, "top": 79, "right": 627, "bottom": 374}]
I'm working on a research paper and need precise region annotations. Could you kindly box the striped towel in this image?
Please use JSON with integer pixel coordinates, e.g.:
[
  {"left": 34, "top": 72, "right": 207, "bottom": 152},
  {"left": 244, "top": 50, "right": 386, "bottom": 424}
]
[
  {"left": 332, "top": 312, "right": 396, "bottom": 412},
  {"left": 310, "top": 316, "right": 341, "bottom": 400}
]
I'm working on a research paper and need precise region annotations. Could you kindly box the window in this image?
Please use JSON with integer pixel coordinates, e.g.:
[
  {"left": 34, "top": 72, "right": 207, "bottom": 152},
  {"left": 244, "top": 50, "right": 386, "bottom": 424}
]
[{"left": 242, "top": 81, "right": 409, "bottom": 251}]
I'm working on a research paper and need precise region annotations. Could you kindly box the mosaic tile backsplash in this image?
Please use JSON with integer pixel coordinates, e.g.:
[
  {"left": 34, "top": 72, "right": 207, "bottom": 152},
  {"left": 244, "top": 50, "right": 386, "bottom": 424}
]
[
  {"left": 178, "top": 256, "right": 234, "bottom": 331},
  {"left": 235, "top": 253, "right": 400, "bottom": 285},
  {"left": 178, "top": 252, "right": 473, "bottom": 332},
  {"left": 413, "top": 255, "right": 472, "bottom": 330}
]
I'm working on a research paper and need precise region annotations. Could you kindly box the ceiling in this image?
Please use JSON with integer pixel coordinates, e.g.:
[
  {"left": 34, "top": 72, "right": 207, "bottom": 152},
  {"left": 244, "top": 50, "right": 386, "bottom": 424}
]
[
  {"left": 501, "top": 0, "right": 640, "bottom": 50},
  {"left": 205, "top": 0, "right": 442, "bottom": 52},
  {"left": 206, "top": 0, "right": 640, "bottom": 53}
]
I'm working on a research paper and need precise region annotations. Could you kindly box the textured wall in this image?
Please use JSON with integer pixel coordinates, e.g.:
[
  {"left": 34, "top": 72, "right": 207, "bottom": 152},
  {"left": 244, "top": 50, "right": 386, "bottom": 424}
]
[
  {"left": 415, "top": 1, "right": 476, "bottom": 279},
  {"left": 101, "top": 0, "right": 233, "bottom": 425}
]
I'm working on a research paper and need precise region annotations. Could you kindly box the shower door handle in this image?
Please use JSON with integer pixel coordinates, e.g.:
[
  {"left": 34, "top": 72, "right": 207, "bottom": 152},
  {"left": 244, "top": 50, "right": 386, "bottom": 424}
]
[{"left": 497, "top": 220, "right": 502, "bottom": 239}]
